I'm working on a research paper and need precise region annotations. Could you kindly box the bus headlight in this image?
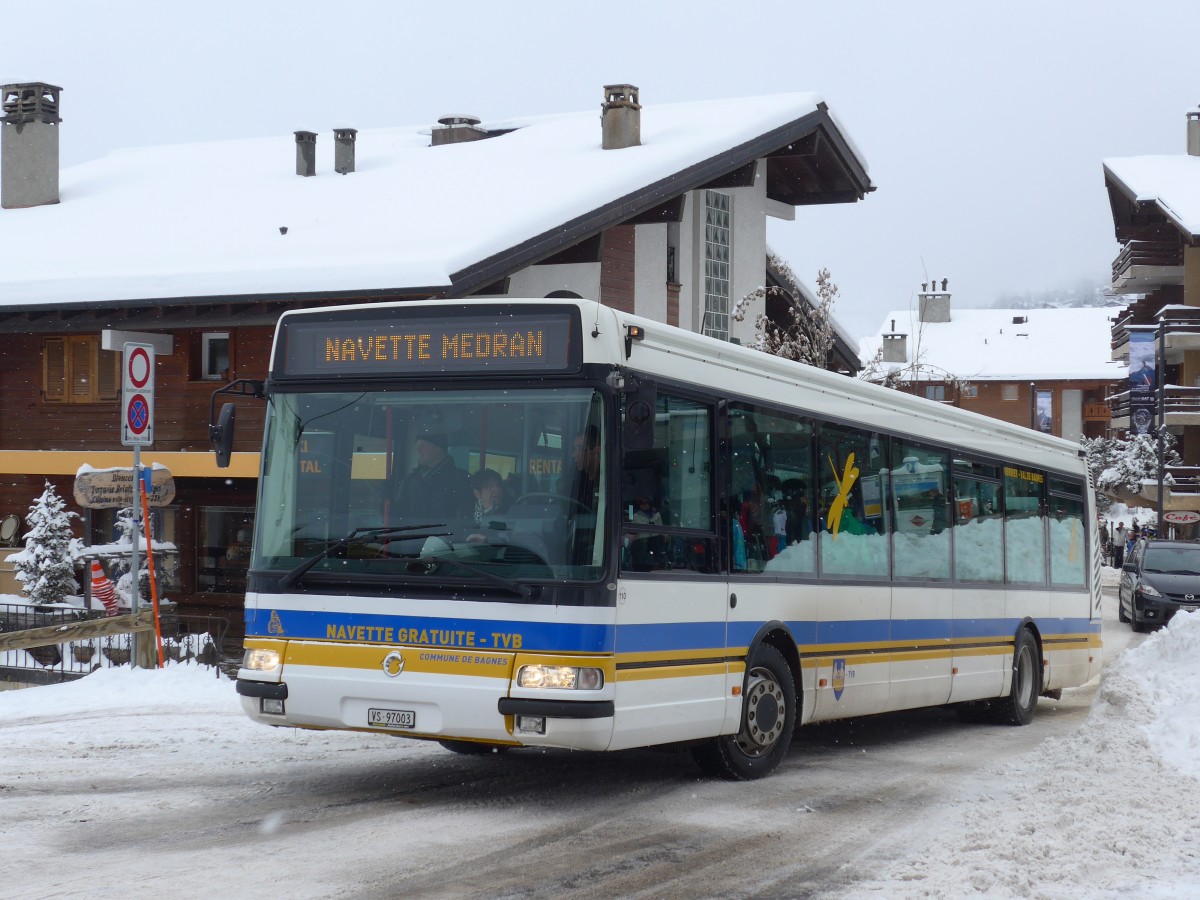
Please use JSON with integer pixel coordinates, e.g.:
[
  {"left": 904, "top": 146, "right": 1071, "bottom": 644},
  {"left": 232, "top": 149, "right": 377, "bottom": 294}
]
[
  {"left": 243, "top": 648, "right": 281, "bottom": 671},
  {"left": 516, "top": 664, "right": 603, "bottom": 690}
]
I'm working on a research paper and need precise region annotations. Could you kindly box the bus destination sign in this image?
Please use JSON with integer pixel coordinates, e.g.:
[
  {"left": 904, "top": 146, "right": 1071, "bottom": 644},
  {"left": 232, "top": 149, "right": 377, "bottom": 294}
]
[{"left": 277, "top": 308, "right": 579, "bottom": 379}]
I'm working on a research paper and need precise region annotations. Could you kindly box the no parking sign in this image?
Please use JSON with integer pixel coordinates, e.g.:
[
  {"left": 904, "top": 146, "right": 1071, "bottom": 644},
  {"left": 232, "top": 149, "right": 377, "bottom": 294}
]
[{"left": 121, "top": 342, "right": 155, "bottom": 447}]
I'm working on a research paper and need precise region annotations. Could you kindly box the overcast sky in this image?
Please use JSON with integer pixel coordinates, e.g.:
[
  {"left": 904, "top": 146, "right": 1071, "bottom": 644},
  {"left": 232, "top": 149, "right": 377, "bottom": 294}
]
[{"left": 5, "top": 0, "right": 1197, "bottom": 337}]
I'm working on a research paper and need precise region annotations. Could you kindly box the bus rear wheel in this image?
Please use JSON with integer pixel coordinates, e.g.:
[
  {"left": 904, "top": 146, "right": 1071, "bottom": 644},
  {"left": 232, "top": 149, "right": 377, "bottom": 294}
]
[
  {"left": 692, "top": 643, "right": 796, "bottom": 781},
  {"left": 990, "top": 629, "right": 1040, "bottom": 726}
]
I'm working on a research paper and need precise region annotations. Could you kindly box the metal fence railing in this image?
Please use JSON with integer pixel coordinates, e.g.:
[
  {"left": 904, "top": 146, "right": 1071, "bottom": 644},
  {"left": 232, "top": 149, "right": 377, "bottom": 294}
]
[{"left": 0, "top": 602, "right": 228, "bottom": 686}]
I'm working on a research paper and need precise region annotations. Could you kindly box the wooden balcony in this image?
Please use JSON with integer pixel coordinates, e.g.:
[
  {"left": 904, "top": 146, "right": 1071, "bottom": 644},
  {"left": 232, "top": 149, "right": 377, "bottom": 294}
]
[
  {"left": 1109, "top": 384, "right": 1200, "bottom": 429},
  {"left": 1112, "top": 240, "right": 1183, "bottom": 293}
]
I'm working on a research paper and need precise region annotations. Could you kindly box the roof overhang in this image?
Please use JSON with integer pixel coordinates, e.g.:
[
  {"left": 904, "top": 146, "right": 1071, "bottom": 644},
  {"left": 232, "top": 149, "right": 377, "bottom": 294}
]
[{"left": 447, "top": 103, "right": 874, "bottom": 298}]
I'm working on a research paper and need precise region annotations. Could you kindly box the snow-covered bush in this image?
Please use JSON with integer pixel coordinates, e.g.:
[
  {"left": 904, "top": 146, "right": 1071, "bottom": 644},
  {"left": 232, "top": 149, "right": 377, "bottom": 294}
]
[
  {"left": 5, "top": 481, "right": 84, "bottom": 605},
  {"left": 732, "top": 259, "right": 837, "bottom": 368}
]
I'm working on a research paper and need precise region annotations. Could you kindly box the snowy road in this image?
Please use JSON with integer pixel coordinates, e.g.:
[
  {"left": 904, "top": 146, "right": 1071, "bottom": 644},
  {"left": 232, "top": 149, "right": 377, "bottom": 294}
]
[{"left": 1, "top": 586, "right": 1161, "bottom": 899}]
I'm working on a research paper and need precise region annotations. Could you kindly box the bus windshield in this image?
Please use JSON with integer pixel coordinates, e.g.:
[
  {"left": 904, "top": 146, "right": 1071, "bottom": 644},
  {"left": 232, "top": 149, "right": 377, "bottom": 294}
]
[{"left": 254, "top": 386, "right": 607, "bottom": 588}]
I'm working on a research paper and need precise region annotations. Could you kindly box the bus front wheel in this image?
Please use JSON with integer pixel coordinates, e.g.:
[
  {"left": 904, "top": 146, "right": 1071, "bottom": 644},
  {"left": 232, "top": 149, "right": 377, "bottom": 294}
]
[{"left": 692, "top": 643, "right": 796, "bottom": 781}]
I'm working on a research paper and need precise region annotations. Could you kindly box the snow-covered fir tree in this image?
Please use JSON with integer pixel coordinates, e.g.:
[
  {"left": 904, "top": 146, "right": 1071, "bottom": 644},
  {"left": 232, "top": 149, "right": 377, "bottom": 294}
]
[
  {"left": 7, "top": 480, "right": 83, "bottom": 604},
  {"left": 1081, "top": 430, "right": 1180, "bottom": 510},
  {"left": 731, "top": 259, "right": 837, "bottom": 368}
]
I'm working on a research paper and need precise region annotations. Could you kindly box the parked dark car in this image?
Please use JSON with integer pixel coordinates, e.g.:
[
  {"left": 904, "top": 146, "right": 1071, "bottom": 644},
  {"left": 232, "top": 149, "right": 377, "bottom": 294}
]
[{"left": 1119, "top": 539, "right": 1200, "bottom": 632}]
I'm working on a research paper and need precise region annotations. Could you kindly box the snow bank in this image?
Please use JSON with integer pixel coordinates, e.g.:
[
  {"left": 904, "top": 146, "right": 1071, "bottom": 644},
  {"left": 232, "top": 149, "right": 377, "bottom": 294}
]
[{"left": 862, "top": 611, "right": 1200, "bottom": 897}]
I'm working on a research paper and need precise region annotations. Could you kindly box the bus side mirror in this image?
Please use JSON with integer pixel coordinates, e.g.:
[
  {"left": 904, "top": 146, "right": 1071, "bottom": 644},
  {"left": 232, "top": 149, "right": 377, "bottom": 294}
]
[
  {"left": 623, "top": 379, "right": 657, "bottom": 451},
  {"left": 210, "top": 402, "right": 236, "bottom": 469}
]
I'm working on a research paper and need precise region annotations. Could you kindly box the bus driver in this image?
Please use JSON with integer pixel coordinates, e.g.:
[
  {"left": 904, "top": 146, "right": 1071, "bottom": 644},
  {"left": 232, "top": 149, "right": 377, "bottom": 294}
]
[{"left": 395, "top": 430, "right": 474, "bottom": 521}]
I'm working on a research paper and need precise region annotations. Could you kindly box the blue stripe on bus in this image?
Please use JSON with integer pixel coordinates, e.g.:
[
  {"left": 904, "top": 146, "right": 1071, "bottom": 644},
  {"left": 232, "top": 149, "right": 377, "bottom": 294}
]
[
  {"left": 247, "top": 608, "right": 616, "bottom": 653},
  {"left": 248, "top": 607, "right": 1097, "bottom": 655}
]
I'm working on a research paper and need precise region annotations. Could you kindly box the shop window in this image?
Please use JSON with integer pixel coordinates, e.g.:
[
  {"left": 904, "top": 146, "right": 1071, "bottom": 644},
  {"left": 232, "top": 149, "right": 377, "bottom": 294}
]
[
  {"left": 43, "top": 336, "right": 120, "bottom": 404},
  {"left": 197, "top": 507, "right": 254, "bottom": 594},
  {"left": 86, "top": 506, "right": 180, "bottom": 594}
]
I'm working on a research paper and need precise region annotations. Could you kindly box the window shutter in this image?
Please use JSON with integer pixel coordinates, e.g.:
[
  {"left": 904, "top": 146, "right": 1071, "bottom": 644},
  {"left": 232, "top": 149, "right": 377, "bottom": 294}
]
[
  {"left": 69, "top": 336, "right": 93, "bottom": 401},
  {"left": 44, "top": 338, "right": 67, "bottom": 403},
  {"left": 97, "top": 349, "right": 120, "bottom": 400}
]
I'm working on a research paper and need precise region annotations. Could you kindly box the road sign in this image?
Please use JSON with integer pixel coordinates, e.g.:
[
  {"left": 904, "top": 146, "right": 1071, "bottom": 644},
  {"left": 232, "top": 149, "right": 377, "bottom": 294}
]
[{"left": 121, "top": 342, "right": 155, "bottom": 447}]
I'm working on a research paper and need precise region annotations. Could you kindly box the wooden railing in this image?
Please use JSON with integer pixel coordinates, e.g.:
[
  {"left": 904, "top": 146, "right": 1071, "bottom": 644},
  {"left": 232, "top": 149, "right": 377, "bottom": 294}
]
[
  {"left": 0, "top": 604, "right": 227, "bottom": 685},
  {"left": 1109, "top": 385, "right": 1200, "bottom": 421}
]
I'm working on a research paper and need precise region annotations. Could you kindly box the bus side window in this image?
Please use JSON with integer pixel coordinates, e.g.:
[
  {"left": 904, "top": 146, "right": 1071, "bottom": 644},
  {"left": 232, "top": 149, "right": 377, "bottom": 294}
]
[
  {"left": 817, "top": 423, "right": 888, "bottom": 578},
  {"left": 728, "top": 403, "right": 814, "bottom": 576},
  {"left": 620, "top": 392, "right": 714, "bottom": 573}
]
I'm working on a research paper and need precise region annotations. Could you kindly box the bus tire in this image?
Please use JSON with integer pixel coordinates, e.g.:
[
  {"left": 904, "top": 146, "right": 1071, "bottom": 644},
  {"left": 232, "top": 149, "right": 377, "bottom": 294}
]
[
  {"left": 691, "top": 643, "right": 796, "bottom": 781},
  {"left": 990, "top": 629, "right": 1039, "bottom": 726},
  {"left": 437, "top": 739, "right": 510, "bottom": 756}
]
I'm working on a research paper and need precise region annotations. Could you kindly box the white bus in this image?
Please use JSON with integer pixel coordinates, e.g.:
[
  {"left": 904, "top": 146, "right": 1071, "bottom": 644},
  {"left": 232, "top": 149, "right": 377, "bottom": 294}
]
[{"left": 223, "top": 298, "right": 1101, "bottom": 780}]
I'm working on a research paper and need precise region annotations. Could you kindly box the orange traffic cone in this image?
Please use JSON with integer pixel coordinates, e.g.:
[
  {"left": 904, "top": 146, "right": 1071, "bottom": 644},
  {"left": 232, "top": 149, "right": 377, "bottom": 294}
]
[{"left": 89, "top": 560, "right": 119, "bottom": 617}]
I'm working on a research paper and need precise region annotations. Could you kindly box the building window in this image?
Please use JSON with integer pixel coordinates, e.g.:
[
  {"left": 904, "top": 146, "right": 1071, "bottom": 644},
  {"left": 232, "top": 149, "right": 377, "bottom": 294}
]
[
  {"left": 43, "top": 336, "right": 120, "bottom": 404},
  {"left": 202, "top": 332, "right": 231, "bottom": 381},
  {"left": 961, "top": 384, "right": 978, "bottom": 399},
  {"left": 702, "top": 190, "right": 731, "bottom": 341},
  {"left": 1001, "top": 384, "right": 1019, "bottom": 401},
  {"left": 197, "top": 506, "right": 255, "bottom": 594},
  {"left": 924, "top": 385, "right": 947, "bottom": 402}
]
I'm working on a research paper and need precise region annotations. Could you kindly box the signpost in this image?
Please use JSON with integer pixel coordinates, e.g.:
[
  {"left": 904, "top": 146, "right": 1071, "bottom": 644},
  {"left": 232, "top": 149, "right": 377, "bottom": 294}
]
[
  {"left": 74, "top": 467, "right": 175, "bottom": 508},
  {"left": 121, "top": 342, "right": 155, "bottom": 667},
  {"left": 122, "top": 343, "right": 155, "bottom": 448}
]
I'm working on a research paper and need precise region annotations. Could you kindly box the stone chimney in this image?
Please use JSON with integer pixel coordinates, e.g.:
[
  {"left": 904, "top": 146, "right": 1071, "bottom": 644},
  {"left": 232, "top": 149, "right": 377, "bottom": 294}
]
[
  {"left": 1, "top": 82, "right": 62, "bottom": 209},
  {"left": 881, "top": 319, "right": 908, "bottom": 363},
  {"left": 334, "top": 128, "right": 357, "bottom": 174},
  {"left": 918, "top": 278, "right": 951, "bottom": 323},
  {"left": 602, "top": 84, "right": 641, "bottom": 150},
  {"left": 294, "top": 131, "right": 317, "bottom": 177},
  {"left": 431, "top": 114, "right": 487, "bottom": 146},
  {"left": 1188, "top": 107, "right": 1200, "bottom": 157}
]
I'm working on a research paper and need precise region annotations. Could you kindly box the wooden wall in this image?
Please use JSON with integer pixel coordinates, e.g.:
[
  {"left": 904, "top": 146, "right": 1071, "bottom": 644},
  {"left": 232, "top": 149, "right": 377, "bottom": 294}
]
[{"left": 0, "top": 325, "right": 274, "bottom": 606}]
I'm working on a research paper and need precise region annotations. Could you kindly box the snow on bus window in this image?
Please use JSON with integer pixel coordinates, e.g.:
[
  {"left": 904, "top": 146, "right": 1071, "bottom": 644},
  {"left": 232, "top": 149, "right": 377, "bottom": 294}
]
[
  {"left": 1005, "top": 466, "right": 1047, "bottom": 585},
  {"left": 817, "top": 424, "right": 888, "bottom": 578},
  {"left": 954, "top": 473, "right": 1003, "bottom": 583},
  {"left": 891, "top": 439, "right": 950, "bottom": 580},
  {"left": 1049, "top": 483, "right": 1086, "bottom": 587}
]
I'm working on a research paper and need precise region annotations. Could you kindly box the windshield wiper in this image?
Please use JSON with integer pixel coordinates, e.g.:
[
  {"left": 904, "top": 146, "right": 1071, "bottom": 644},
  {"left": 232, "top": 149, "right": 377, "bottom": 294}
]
[
  {"left": 277, "top": 524, "right": 449, "bottom": 590},
  {"left": 404, "top": 554, "right": 539, "bottom": 600}
]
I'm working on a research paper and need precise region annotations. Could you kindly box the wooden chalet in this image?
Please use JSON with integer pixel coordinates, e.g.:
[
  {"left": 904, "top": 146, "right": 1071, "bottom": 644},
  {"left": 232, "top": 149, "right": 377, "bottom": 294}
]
[{"left": 0, "top": 81, "right": 873, "bottom": 606}]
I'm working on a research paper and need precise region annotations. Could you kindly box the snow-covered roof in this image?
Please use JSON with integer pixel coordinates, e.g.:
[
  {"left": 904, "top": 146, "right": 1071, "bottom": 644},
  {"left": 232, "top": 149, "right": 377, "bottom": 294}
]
[
  {"left": 0, "top": 93, "right": 869, "bottom": 309},
  {"left": 1103, "top": 155, "right": 1200, "bottom": 237},
  {"left": 861, "top": 306, "right": 1126, "bottom": 382}
]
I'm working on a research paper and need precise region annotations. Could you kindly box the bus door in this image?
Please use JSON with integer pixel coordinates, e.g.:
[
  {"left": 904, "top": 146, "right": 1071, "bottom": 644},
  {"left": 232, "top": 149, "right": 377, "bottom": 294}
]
[{"left": 610, "top": 387, "right": 730, "bottom": 750}]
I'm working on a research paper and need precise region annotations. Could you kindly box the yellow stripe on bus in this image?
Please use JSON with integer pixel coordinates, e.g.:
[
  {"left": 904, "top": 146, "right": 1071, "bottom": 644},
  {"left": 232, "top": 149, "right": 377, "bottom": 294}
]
[
  {"left": 615, "top": 662, "right": 729, "bottom": 682},
  {"left": 284, "top": 640, "right": 514, "bottom": 678}
]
